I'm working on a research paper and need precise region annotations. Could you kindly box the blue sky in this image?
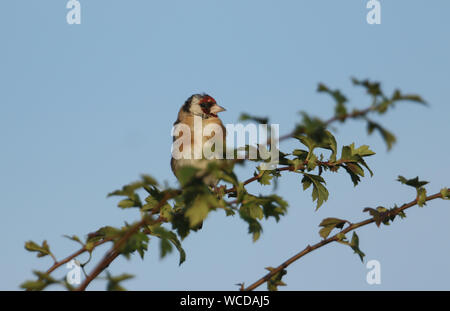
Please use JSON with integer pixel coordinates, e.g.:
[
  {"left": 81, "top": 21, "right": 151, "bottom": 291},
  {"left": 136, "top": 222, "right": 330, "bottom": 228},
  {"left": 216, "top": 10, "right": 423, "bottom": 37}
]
[{"left": 1, "top": 0, "right": 449, "bottom": 290}]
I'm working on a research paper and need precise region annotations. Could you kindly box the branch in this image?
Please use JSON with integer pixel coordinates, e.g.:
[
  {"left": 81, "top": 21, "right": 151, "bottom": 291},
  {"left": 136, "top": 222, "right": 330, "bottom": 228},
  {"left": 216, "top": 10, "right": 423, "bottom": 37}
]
[
  {"left": 324, "top": 106, "right": 374, "bottom": 126},
  {"left": 242, "top": 189, "right": 448, "bottom": 291},
  {"left": 227, "top": 104, "right": 377, "bottom": 194},
  {"left": 23, "top": 80, "right": 429, "bottom": 291},
  {"left": 278, "top": 106, "right": 375, "bottom": 142},
  {"left": 46, "top": 238, "right": 113, "bottom": 275},
  {"left": 74, "top": 192, "right": 174, "bottom": 291},
  {"left": 31, "top": 185, "right": 179, "bottom": 291},
  {"left": 53, "top": 142, "right": 363, "bottom": 289},
  {"left": 224, "top": 159, "right": 353, "bottom": 194}
]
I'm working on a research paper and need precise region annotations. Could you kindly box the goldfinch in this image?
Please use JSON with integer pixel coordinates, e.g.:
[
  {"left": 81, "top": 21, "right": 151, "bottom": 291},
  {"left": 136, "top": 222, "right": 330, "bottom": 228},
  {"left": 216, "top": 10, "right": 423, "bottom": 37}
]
[{"left": 171, "top": 94, "right": 226, "bottom": 186}]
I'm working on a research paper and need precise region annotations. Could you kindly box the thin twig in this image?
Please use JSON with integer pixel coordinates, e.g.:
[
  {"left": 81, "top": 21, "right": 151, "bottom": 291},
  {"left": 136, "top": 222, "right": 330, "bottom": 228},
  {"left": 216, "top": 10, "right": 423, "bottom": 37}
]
[
  {"left": 279, "top": 105, "right": 376, "bottom": 141},
  {"left": 224, "top": 160, "right": 349, "bottom": 194},
  {"left": 75, "top": 193, "right": 174, "bottom": 291},
  {"left": 75, "top": 218, "right": 156, "bottom": 291},
  {"left": 242, "top": 189, "right": 447, "bottom": 291},
  {"left": 227, "top": 105, "right": 377, "bottom": 194},
  {"left": 46, "top": 238, "right": 113, "bottom": 275}
]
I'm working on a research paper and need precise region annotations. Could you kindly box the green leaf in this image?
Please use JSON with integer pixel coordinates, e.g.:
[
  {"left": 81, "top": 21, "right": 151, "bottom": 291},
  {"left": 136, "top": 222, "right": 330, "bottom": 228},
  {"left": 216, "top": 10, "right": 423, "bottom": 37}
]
[
  {"left": 364, "top": 205, "right": 407, "bottom": 227},
  {"left": 376, "top": 99, "right": 391, "bottom": 114},
  {"left": 347, "top": 163, "right": 364, "bottom": 177},
  {"left": 238, "top": 194, "right": 288, "bottom": 227},
  {"left": 296, "top": 135, "right": 317, "bottom": 153},
  {"left": 293, "top": 112, "right": 328, "bottom": 144},
  {"left": 336, "top": 232, "right": 347, "bottom": 241},
  {"left": 341, "top": 145, "right": 352, "bottom": 161},
  {"left": 240, "top": 203, "right": 264, "bottom": 220},
  {"left": 318, "top": 218, "right": 347, "bottom": 239},
  {"left": 24, "top": 240, "right": 52, "bottom": 258},
  {"left": 392, "top": 90, "right": 427, "bottom": 105},
  {"left": 289, "top": 158, "right": 304, "bottom": 171},
  {"left": 441, "top": 188, "right": 449, "bottom": 200},
  {"left": 142, "top": 196, "right": 159, "bottom": 211},
  {"left": 140, "top": 174, "right": 158, "bottom": 186},
  {"left": 317, "top": 83, "right": 348, "bottom": 106},
  {"left": 301, "top": 173, "right": 329, "bottom": 209},
  {"left": 341, "top": 143, "right": 375, "bottom": 161},
  {"left": 397, "top": 176, "right": 429, "bottom": 188},
  {"left": 351, "top": 144, "right": 376, "bottom": 158},
  {"left": 265, "top": 267, "right": 287, "bottom": 291},
  {"left": 119, "top": 230, "right": 149, "bottom": 259},
  {"left": 367, "top": 120, "right": 396, "bottom": 150},
  {"left": 159, "top": 203, "right": 174, "bottom": 221},
  {"left": 397, "top": 176, "right": 429, "bottom": 207},
  {"left": 296, "top": 131, "right": 338, "bottom": 164},
  {"left": 106, "top": 272, "right": 134, "bottom": 291},
  {"left": 85, "top": 241, "right": 95, "bottom": 252},
  {"left": 239, "top": 208, "right": 263, "bottom": 242},
  {"left": 292, "top": 149, "right": 308, "bottom": 160},
  {"left": 176, "top": 166, "right": 200, "bottom": 187},
  {"left": 363, "top": 206, "right": 392, "bottom": 227},
  {"left": 256, "top": 168, "right": 274, "bottom": 186},
  {"left": 117, "top": 196, "right": 141, "bottom": 209},
  {"left": 350, "top": 232, "right": 365, "bottom": 262},
  {"left": 63, "top": 235, "right": 84, "bottom": 246},
  {"left": 185, "top": 194, "right": 215, "bottom": 227},
  {"left": 260, "top": 195, "right": 288, "bottom": 221},
  {"left": 20, "top": 271, "right": 57, "bottom": 291},
  {"left": 342, "top": 164, "right": 361, "bottom": 186},
  {"left": 306, "top": 153, "right": 318, "bottom": 171},
  {"left": 317, "top": 83, "right": 348, "bottom": 121},
  {"left": 87, "top": 226, "right": 122, "bottom": 243},
  {"left": 319, "top": 131, "right": 338, "bottom": 162},
  {"left": 236, "top": 183, "right": 246, "bottom": 203},
  {"left": 351, "top": 78, "right": 382, "bottom": 97},
  {"left": 20, "top": 279, "right": 47, "bottom": 291},
  {"left": 150, "top": 226, "right": 187, "bottom": 265},
  {"left": 217, "top": 168, "right": 240, "bottom": 187},
  {"left": 171, "top": 212, "right": 192, "bottom": 240},
  {"left": 344, "top": 144, "right": 375, "bottom": 178},
  {"left": 417, "top": 187, "right": 427, "bottom": 207},
  {"left": 107, "top": 175, "right": 158, "bottom": 198}
]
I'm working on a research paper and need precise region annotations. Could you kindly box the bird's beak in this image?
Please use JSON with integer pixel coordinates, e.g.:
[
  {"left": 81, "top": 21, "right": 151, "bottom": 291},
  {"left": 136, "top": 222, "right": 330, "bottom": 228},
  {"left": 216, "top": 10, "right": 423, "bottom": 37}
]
[{"left": 210, "top": 104, "right": 226, "bottom": 114}]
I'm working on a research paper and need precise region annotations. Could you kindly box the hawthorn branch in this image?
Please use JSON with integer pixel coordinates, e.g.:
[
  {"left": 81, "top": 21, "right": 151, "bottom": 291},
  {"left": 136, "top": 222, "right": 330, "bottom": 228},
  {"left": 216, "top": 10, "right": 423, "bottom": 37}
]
[
  {"left": 75, "top": 222, "right": 144, "bottom": 291},
  {"left": 23, "top": 237, "right": 115, "bottom": 291},
  {"left": 226, "top": 104, "right": 377, "bottom": 194},
  {"left": 324, "top": 106, "right": 375, "bottom": 126},
  {"left": 23, "top": 81, "right": 430, "bottom": 291},
  {"left": 277, "top": 106, "right": 375, "bottom": 142},
  {"left": 46, "top": 238, "right": 113, "bottom": 275},
  {"left": 224, "top": 159, "right": 351, "bottom": 194},
  {"left": 34, "top": 188, "right": 181, "bottom": 291},
  {"left": 242, "top": 189, "right": 448, "bottom": 291},
  {"left": 74, "top": 191, "right": 175, "bottom": 291}
]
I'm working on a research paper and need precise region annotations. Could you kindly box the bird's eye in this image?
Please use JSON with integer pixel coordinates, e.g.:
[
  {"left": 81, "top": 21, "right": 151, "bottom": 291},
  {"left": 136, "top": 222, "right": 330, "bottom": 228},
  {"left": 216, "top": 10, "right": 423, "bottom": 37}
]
[{"left": 200, "top": 103, "right": 207, "bottom": 108}]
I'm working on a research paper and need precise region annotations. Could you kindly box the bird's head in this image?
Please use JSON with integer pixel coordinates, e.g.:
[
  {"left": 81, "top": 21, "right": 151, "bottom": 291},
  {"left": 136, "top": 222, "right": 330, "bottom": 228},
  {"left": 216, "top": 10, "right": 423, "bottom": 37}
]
[{"left": 182, "top": 94, "right": 226, "bottom": 118}]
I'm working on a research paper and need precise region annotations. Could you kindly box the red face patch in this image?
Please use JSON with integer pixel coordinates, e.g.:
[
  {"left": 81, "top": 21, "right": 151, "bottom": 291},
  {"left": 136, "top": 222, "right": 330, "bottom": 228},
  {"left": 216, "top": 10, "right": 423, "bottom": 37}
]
[
  {"left": 200, "top": 95, "right": 216, "bottom": 105},
  {"left": 199, "top": 95, "right": 217, "bottom": 117}
]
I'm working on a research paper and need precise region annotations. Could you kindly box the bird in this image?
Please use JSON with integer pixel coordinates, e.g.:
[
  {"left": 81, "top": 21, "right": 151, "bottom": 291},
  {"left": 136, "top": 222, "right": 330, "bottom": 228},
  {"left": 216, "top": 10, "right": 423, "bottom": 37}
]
[{"left": 171, "top": 93, "right": 227, "bottom": 187}]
